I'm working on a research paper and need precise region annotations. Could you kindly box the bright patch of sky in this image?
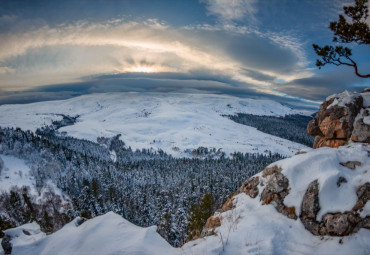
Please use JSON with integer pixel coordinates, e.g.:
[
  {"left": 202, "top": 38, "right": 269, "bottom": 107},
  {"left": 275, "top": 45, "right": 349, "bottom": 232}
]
[{"left": 0, "top": 0, "right": 368, "bottom": 111}]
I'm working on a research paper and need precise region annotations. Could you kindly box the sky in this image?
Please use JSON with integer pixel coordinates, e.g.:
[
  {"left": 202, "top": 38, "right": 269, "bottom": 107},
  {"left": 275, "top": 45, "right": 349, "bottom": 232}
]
[{"left": 0, "top": 0, "right": 369, "bottom": 112}]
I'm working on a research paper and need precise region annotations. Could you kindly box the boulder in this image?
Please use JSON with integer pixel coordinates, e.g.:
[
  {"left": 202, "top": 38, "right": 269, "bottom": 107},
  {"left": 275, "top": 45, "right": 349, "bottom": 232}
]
[{"left": 307, "top": 90, "right": 369, "bottom": 148}]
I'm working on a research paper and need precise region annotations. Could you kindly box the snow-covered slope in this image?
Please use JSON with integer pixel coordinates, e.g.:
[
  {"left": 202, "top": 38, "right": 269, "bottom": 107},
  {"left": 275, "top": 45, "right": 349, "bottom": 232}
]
[
  {"left": 0, "top": 154, "right": 67, "bottom": 200},
  {"left": 3, "top": 144, "right": 369, "bottom": 255},
  {"left": 1, "top": 212, "right": 177, "bottom": 255},
  {"left": 0, "top": 93, "right": 306, "bottom": 156},
  {"left": 0, "top": 155, "right": 37, "bottom": 195}
]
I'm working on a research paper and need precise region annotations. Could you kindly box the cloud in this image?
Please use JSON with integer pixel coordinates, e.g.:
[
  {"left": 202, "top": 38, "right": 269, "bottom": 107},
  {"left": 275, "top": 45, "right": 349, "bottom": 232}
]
[
  {"left": 272, "top": 66, "right": 369, "bottom": 101},
  {"left": 0, "top": 17, "right": 309, "bottom": 93},
  {"left": 201, "top": 0, "right": 257, "bottom": 23},
  {"left": 0, "top": 73, "right": 320, "bottom": 113}
]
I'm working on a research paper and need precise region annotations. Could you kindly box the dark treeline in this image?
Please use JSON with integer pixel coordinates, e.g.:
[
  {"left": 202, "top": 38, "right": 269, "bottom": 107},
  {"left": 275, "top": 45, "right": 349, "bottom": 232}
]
[
  {"left": 0, "top": 127, "right": 283, "bottom": 246},
  {"left": 227, "top": 113, "right": 314, "bottom": 147}
]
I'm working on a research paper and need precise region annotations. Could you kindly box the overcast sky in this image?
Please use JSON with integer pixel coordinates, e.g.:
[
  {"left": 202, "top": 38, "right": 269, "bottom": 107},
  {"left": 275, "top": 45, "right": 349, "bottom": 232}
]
[{"left": 0, "top": 0, "right": 369, "bottom": 111}]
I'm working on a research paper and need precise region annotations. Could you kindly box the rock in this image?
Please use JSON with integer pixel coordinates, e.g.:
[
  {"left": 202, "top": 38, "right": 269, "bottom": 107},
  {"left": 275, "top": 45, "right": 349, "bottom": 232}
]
[
  {"left": 314, "top": 137, "right": 347, "bottom": 148},
  {"left": 203, "top": 216, "right": 221, "bottom": 233},
  {"left": 300, "top": 180, "right": 320, "bottom": 220},
  {"left": 307, "top": 90, "right": 368, "bottom": 148},
  {"left": 260, "top": 169, "right": 297, "bottom": 220},
  {"left": 323, "top": 214, "right": 351, "bottom": 236},
  {"left": 300, "top": 181, "right": 370, "bottom": 237},
  {"left": 242, "top": 176, "right": 260, "bottom": 199},
  {"left": 262, "top": 165, "right": 282, "bottom": 178},
  {"left": 75, "top": 217, "right": 87, "bottom": 227},
  {"left": 340, "top": 161, "right": 362, "bottom": 170},
  {"left": 22, "top": 229, "right": 31, "bottom": 236},
  {"left": 221, "top": 197, "right": 235, "bottom": 212},
  {"left": 336, "top": 176, "right": 347, "bottom": 187},
  {"left": 352, "top": 108, "right": 370, "bottom": 143},
  {"left": 353, "top": 183, "right": 370, "bottom": 211},
  {"left": 1, "top": 234, "right": 12, "bottom": 255},
  {"left": 306, "top": 118, "right": 322, "bottom": 136}
]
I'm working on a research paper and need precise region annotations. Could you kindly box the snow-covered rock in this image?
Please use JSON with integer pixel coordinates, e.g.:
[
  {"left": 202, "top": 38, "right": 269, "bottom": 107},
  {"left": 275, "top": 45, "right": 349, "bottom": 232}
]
[
  {"left": 0, "top": 93, "right": 306, "bottom": 157},
  {"left": 184, "top": 143, "right": 370, "bottom": 254},
  {"left": 308, "top": 88, "right": 369, "bottom": 148}
]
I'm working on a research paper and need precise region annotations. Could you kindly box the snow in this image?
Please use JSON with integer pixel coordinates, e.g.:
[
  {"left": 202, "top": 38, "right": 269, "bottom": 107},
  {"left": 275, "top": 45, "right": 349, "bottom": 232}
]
[
  {"left": 364, "top": 116, "right": 370, "bottom": 125},
  {"left": 326, "top": 90, "right": 363, "bottom": 109},
  {"left": 361, "top": 91, "right": 370, "bottom": 107},
  {"left": 360, "top": 201, "right": 370, "bottom": 218},
  {"left": 0, "top": 155, "right": 37, "bottom": 196},
  {"left": 4, "top": 144, "right": 370, "bottom": 255},
  {"left": 279, "top": 143, "right": 370, "bottom": 220},
  {"left": 0, "top": 154, "right": 71, "bottom": 210},
  {"left": 0, "top": 92, "right": 307, "bottom": 157},
  {"left": 2, "top": 212, "right": 177, "bottom": 255},
  {"left": 1, "top": 222, "right": 46, "bottom": 250}
]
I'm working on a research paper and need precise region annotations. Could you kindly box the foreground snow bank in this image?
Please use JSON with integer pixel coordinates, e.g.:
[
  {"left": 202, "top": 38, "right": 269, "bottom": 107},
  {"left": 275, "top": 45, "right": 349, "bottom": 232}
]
[{"left": 2, "top": 212, "right": 177, "bottom": 255}]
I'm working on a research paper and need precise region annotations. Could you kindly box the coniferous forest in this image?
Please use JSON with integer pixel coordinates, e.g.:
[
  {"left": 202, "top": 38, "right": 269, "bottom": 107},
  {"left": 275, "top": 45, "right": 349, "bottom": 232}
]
[
  {"left": 0, "top": 113, "right": 312, "bottom": 246},
  {"left": 227, "top": 114, "right": 314, "bottom": 147}
]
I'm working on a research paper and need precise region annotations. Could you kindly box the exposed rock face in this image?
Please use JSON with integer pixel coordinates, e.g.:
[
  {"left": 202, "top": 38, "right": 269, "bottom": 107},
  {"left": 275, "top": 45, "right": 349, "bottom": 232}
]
[
  {"left": 260, "top": 166, "right": 297, "bottom": 220},
  {"left": 202, "top": 216, "right": 221, "bottom": 236},
  {"left": 307, "top": 89, "right": 369, "bottom": 148},
  {"left": 240, "top": 176, "right": 260, "bottom": 199}
]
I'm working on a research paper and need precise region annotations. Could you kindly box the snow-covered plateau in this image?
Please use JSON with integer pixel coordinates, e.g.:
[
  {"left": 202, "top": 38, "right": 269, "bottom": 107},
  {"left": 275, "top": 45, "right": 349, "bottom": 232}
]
[
  {"left": 0, "top": 93, "right": 307, "bottom": 157},
  {"left": 2, "top": 143, "right": 369, "bottom": 255}
]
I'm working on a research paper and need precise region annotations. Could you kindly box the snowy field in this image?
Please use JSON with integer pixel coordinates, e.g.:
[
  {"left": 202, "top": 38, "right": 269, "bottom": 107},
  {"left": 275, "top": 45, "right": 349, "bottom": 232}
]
[
  {"left": 0, "top": 155, "right": 37, "bottom": 195},
  {"left": 0, "top": 93, "right": 307, "bottom": 156}
]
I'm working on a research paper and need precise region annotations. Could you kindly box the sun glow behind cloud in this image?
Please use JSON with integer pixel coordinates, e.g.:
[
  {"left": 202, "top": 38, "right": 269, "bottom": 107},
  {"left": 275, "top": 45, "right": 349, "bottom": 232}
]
[
  {"left": 0, "top": 17, "right": 311, "bottom": 94},
  {"left": 127, "top": 66, "right": 157, "bottom": 73}
]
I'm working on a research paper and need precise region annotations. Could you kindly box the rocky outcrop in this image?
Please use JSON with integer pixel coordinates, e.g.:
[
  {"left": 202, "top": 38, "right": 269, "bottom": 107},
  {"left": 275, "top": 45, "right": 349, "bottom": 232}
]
[
  {"left": 300, "top": 181, "right": 370, "bottom": 237},
  {"left": 307, "top": 89, "right": 370, "bottom": 148},
  {"left": 202, "top": 149, "right": 369, "bottom": 239},
  {"left": 202, "top": 216, "right": 221, "bottom": 236},
  {"left": 260, "top": 166, "right": 297, "bottom": 220}
]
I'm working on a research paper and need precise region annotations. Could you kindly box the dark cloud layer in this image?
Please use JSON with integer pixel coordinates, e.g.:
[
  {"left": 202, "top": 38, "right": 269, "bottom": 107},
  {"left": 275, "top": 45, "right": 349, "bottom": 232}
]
[
  {"left": 274, "top": 66, "right": 369, "bottom": 101},
  {"left": 0, "top": 73, "right": 320, "bottom": 112}
]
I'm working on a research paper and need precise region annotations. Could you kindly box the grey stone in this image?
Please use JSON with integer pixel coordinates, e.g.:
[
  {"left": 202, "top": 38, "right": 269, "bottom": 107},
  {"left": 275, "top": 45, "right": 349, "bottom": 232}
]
[
  {"left": 300, "top": 180, "right": 320, "bottom": 219},
  {"left": 340, "top": 161, "right": 362, "bottom": 170},
  {"left": 1, "top": 234, "right": 12, "bottom": 255}
]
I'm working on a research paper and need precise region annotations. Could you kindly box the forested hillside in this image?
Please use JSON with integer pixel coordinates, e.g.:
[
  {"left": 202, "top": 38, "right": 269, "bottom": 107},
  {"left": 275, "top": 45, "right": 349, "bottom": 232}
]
[
  {"left": 227, "top": 114, "right": 314, "bottom": 146},
  {"left": 0, "top": 127, "right": 283, "bottom": 246}
]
